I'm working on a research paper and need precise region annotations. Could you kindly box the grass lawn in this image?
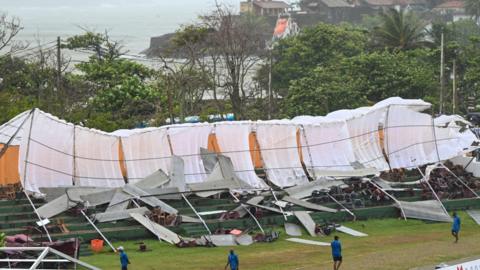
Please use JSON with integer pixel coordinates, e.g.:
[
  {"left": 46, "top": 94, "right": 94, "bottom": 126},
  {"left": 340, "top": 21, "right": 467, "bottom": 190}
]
[{"left": 82, "top": 211, "right": 480, "bottom": 270}]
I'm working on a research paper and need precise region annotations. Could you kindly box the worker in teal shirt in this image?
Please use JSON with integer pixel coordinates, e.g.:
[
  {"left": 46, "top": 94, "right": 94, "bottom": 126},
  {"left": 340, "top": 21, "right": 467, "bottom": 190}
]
[
  {"left": 225, "top": 249, "right": 239, "bottom": 270},
  {"left": 117, "top": 246, "right": 130, "bottom": 270},
  {"left": 451, "top": 212, "right": 461, "bottom": 243},
  {"left": 331, "top": 235, "right": 342, "bottom": 270}
]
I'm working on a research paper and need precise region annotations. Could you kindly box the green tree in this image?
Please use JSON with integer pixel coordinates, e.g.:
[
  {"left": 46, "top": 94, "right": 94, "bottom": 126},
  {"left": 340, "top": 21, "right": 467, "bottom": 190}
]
[
  {"left": 372, "top": 8, "right": 428, "bottom": 50},
  {"left": 64, "top": 32, "right": 162, "bottom": 130},
  {"left": 63, "top": 31, "right": 124, "bottom": 61},
  {"left": 281, "top": 49, "right": 438, "bottom": 117},
  {"left": 465, "top": 0, "right": 480, "bottom": 22},
  {"left": 271, "top": 23, "right": 368, "bottom": 96}
]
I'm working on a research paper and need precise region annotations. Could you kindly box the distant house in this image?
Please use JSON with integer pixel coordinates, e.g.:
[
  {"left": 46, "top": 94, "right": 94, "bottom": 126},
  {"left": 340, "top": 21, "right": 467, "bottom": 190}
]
[
  {"left": 433, "top": 0, "right": 467, "bottom": 21},
  {"left": 300, "top": 0, "right": 352, "bottom": 13},
  {"left": 360, "top": 0, "right": 428, "bottom": 10},
  {"left": 433, "top": 0, "right": 465, "bottom": 15},
  {"left": 240, "top": 0, "right": 290, "bottom": 16},
  {"left": 300, "top": 0, "right": 352, "bottom": 22}
]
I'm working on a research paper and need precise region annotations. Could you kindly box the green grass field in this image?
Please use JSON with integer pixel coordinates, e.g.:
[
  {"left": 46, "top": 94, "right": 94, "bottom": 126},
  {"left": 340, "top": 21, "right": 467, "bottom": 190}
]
[{"left": 83, "top": 212, "right": 480, "bottom": 270}]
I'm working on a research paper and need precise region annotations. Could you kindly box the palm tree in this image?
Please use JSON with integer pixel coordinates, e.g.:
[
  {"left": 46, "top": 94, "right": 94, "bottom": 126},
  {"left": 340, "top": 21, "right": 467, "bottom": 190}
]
[
  {"left": 372, "top": 8, "right": 427, "bottom": 50},
  {"left": 465, "top": 0, "right": 480, "bottom": 24}
]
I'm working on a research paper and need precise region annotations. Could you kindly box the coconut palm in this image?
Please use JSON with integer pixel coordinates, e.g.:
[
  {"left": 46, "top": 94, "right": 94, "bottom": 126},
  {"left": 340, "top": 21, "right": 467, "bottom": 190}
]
[
  {"left": 465, "top": 0, "right": 480, "bottom": 23},
  {"left": 372, "top": 8, "right": 428, "bottom": 50}
]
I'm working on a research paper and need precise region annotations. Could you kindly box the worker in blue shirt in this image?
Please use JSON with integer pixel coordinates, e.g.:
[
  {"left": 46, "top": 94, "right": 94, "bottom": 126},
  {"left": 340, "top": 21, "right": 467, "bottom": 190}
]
[
  {"left": 451, "top": 212, "right": 461, "bottom": 243},
  {"left": 225, "top": 249, "right": 239, "bottom": 270},
  {"left": 117, "top": 246, "right": 130, "bottom": 270},
  {"left": 331, "top": 235, "right": 342, "bottom": 270}
]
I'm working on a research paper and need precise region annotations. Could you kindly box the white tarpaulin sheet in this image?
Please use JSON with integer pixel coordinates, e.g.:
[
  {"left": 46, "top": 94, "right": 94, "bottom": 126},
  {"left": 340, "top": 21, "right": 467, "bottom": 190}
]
[
  {"left": 385, "top": 107, "right": 434, "bottom": 169},
  {"left": 121, "top": 128, "right": 172, "bottom": 184},
  {"left": 343, "top": 109, "right": 389, "bottom": 171},
  {"left": 12, "top": 97, "right": 478, "bottom": 192},
  {"left": 168, "top": 124, "right": 211, "bottom": 183},
  {"left": 214, "top": 122, "right": 267, "bottom": 188},
  {"left": 432, "top": 116, "right": 478, "bottom": 161},
  {"left": 256, "top": 122, "right": 308, "bottom": 187},
  {"left": 74, "top": 127, "right": 124, "bottom": 188},
  {"left": 300, "top": 121, "right": 356, "bottom": 178},
  {"left": 0, "top": 110, "right": 30, "bottom": 145},
  {"left": 19, "top": 110, "right": 74, "bottom": 192}
]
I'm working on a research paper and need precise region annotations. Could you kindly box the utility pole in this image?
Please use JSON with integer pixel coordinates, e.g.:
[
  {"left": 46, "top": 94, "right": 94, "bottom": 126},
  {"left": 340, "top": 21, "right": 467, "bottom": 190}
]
[
  {"left": 452, "top": 58, "right": 456, "bottom": 114},
  {"left": 56, "top": 36, "right": 62, "bottom": 93},
  {"left": 267, "top": 47, "right": 273, "bottom": 120},
  {"left": 439, "top": 32, "right": 444, "bottom": 115}
]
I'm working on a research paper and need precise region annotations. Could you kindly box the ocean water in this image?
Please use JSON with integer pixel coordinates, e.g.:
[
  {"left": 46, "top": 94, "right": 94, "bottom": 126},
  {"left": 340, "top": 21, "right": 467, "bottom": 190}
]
[{"left": 0, "top": 0, "right": 238, "bottom": 53}]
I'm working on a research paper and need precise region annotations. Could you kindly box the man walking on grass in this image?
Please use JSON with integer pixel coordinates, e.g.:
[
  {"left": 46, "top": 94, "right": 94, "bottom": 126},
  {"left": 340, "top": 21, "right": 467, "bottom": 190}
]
[
  {"left": 225, "top": 249, "right": 239, "bottom": 270},
  {"left": 331, "top": 235, "right": 342, "bottom": 270},
  {"left": 451, "top": 212, "right": 461, "bottom": 243},
  {"left": 117, "top": 246, "right": 130, "bottom": 270}
]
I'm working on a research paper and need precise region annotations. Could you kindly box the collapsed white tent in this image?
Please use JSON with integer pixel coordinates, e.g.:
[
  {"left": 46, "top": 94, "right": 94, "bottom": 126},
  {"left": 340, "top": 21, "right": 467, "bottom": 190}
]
[{"left": 1, "top": 97, "right": 476, "bottom": 193}]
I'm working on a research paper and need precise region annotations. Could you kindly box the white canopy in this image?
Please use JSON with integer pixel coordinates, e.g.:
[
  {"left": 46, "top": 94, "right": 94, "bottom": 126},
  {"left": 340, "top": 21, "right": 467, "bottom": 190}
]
[{"left": 0, "top": 97, "right": 475, "bottom": 193}]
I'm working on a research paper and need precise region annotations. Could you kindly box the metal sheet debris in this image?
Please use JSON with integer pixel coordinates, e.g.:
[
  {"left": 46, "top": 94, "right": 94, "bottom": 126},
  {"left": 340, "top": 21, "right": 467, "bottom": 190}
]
[
  {"left": 105, "top": 190, "right": 130, "bottom": 212},
  {"left": 130, "top": 213, "right": 181, "bottom": 244},
  {"left": 95, "top": 207, "right": 149, "bottom": 223},
  {"left": 235, "top": 234, "right": 254, "bottom": 246},
  {"left": 198, "top": 210, "right": 227, "bottom": 216},
  {"left": 294, "top": 211, "right": 317, "bottom": 237},
  {"left": 180, "top": 215, "right": 203, "bottom": 223},
  {"left": 190, "top": 155, "right": 252, "bottom": 197},
  {"left": 205, "top": 234, "right": 237, "bottom": 246},
  {"left": 135, "top": 169, "right": 170, "bottom": 189},
  {"left": 336, "top": 225, "right": 368, "bottom": 237},
  {"left": 37, "top": 188, "right": 105, "bottom": 218},
  {"left": 466, "top": 210, "right": 480, "bottom": 225},
  {"left": 80, "top": 188, "right": 118, "bottom": 207},
  {"left": 123, "top": 184, "right": 178, "bottom": 214},
  {"left": 286, "top": 238, "right": 330, "bottom": 246},
  {"left": 285, "top": 180, "right": 344, "bottom": 199},
  {"left": 283, "top": 196, "right": 337, "bottom": 213},
  {"left": 285, "top": 223, "right": 303, "bottom": 236},
  {"left": 200, "top": 147, "right": 218, "bottom": 174},
  {"left": 396, "top": 200, "right": 452, "bottom": 223}
]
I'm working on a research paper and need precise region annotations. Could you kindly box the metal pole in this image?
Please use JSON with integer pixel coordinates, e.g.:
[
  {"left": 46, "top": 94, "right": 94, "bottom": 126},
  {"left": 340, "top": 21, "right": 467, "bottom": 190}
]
[
  {"left": 300, "top": 125, "right": 316, "bottom": 180},
  {"left": 440, "top": 32, "right": 444, "bottom": 114},
  {"left": 24, "top": 190, "right": 52, "bottom": 243},
  {"left": 327, "top": 193, "right": 356, "bottom": 220},
  {"left": 21, "top": 110, "right": 52, "bottom": 243},
  {"left": 80, "top": 210, "right": 116, "bottom": 252},
  {"left": 29, "top": 247, "right": 50, "bottom": 270},
  {"left": 57, "top": 37, "right": 61, "bottom": 89},
  {"left": 181, "top": 194, "right": 211, "bottom": 235},
  {"left": 439, "top": 163, "right": 480, "bottom": 199},
  {"left": 0, "top": 110, "right": 34, "bottom": 159},
  {"left": 452, "top": 58, "right": 456, "bottom": 114},
  {"left": 416, "top": 166, "right": 450, "bottom": 216},
  {"left": 229, "top": 192, "right": 265, "bottom": 234},
  {"left": 267, "top": 47, "right": 273, "bottom": 120},
  {"left": 368, "top": 179, "right": 407, "bottom": 221},
  {"left": 72, "top": 126, "right": 76, "bottom": 186},
  {"left": 270, "top": 188, "right": 287, "bottom": 221}
]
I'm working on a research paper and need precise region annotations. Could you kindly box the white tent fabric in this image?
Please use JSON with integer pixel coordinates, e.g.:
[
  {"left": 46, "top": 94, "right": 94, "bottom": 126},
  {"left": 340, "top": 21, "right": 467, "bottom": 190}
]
[
  {"left": 214, "top": 122, "right": 267, "bottom": 188},
  {"left": 255, "top": 122, "right": 308, "bottom": 187},
  {"left": 74, "top": 127, "right": 124, "bottom": 188},
  {"left": 0, "top": 110, "right": 30, "bottom": 145},
  {"left": 121, "top": 128, "right": 172, "bottom": 184},
  {"left": 19, "top": 110, "right": 74, "bottom": 192},
  {"left": 343, "top": 109, "right": 389, "bottom": 170},
  {"left": 432, "top": 116, "right": 478, "bottom": 161},
  {"left": 300, "top": 121, "right": 357, "bottom": 178},
  {"left": 168, "top": 124, "right": 212, "bottom": 183},
  {"left": 385, "top": 107, "right": 434, "bottom": 169},
  {"left": 12, "top": 97, "right": 479, "bottom": 192}
]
